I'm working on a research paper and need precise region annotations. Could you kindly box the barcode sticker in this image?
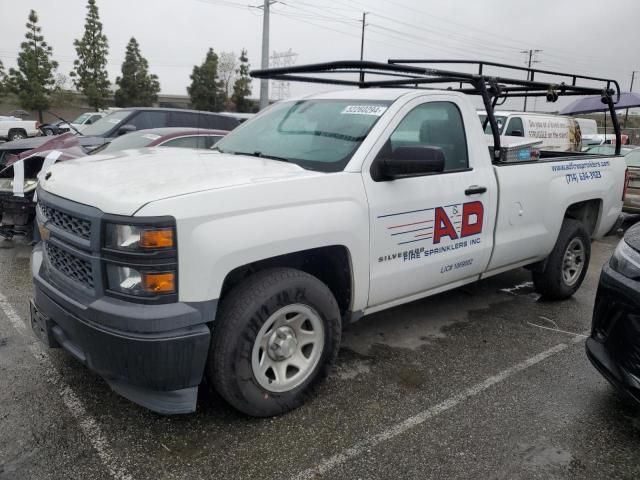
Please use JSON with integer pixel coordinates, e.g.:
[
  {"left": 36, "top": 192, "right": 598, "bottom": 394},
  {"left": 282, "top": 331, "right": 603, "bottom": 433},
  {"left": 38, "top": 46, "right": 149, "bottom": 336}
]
[{"left": 341, "top": 105, "right": 388, "bottom": 116}]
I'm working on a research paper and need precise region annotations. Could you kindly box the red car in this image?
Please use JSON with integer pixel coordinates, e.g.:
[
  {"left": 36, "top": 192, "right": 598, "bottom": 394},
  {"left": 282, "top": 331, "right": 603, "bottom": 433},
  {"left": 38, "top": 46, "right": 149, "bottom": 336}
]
[{"left": 88, "top": 127, "right": 228, "bottom": 154}]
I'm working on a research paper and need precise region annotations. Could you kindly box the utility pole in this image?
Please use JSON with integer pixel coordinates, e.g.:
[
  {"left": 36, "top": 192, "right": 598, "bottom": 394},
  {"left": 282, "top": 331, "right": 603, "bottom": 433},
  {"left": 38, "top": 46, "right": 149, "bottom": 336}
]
[
  {"left": 521, "top": 49, "right": 542, "bottom": 112},
  {"left": 623, "top": 70, "right": 638, "bottom": 129},
  {"left": 259, "top": 0, "right": 275, "bottom": 110},
  {"left": 359, "top": 12, "right": 367, "bottom": 83}
]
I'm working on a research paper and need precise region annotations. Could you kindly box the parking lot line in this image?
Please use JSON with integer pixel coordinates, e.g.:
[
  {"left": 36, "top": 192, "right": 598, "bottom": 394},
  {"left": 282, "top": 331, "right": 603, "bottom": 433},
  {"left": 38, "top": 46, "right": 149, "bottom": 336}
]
[
  {"left": 291, "top": 337, "right": 582, "bottom": 480},
  {"left": 0, "top": 292, "right": 133, "bottom": 480}
]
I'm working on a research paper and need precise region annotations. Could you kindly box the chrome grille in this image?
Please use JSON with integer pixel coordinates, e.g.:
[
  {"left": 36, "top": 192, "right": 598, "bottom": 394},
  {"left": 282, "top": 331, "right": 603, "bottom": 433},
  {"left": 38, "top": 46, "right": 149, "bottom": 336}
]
[
  {"left": 40, "top": 203, "right": 91, "bottom": 239},
  {"left": 45, "top": 243, "right": 94, "bottom": 289}
]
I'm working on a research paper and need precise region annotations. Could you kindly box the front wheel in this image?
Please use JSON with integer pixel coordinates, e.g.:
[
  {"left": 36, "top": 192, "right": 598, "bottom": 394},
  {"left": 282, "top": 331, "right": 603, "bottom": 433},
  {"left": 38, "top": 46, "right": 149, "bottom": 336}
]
[
  {"left": 207, "top": 268, "right": 341, "bottom": 417},
  {"left": 532, "top": 219, "right": 591, "bottom": 300}
]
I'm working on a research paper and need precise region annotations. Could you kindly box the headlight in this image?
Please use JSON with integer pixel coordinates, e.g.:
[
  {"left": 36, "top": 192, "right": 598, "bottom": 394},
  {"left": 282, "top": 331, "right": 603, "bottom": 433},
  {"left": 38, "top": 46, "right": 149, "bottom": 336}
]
[
  {"left": 106, "top": 265, "right": 176, "bottom": 296},
  {"left": 24, "top": 180, "right": 38, "bottom": 193},
  {"left": 105, "top": 224, "right": 175, "bottom": 251},
  {"left": 610, "top": 240, "right": 640, "bottom": 280}
]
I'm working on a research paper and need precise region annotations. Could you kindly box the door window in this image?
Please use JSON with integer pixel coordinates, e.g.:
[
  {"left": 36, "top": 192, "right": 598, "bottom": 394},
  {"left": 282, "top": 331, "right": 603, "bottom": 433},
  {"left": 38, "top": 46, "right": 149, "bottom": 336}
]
[
  {"left": 129, "top": 111, "right": 169, "bottom": 130},
  {"left": 386, "top": 101, "right": 469, "bottom": 172},
  {"left": 505, "top": 117, "right": 524, "bottom": 136}
]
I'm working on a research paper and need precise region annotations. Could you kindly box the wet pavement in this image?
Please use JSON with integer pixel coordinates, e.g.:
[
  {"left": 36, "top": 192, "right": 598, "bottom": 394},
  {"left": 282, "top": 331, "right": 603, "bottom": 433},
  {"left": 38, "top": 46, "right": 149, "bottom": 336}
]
[{"left": 0, "top": 228, "right": 639, "bottom": 480}]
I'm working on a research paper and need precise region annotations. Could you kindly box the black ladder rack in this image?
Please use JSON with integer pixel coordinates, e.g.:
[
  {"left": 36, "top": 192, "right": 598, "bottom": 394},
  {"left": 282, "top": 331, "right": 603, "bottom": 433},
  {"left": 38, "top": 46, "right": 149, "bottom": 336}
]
[{"left": 250, "top": 59, "right": 622, "bottom": 157}]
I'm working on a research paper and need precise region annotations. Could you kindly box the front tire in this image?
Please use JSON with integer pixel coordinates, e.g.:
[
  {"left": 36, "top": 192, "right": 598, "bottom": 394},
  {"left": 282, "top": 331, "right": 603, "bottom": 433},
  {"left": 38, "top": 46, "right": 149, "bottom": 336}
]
[
  {"left": 207, "top": 268, "right": 341, "bottom": 417},
  {"left": 532, "top": 219, "right": 590, "bottom": 300}
]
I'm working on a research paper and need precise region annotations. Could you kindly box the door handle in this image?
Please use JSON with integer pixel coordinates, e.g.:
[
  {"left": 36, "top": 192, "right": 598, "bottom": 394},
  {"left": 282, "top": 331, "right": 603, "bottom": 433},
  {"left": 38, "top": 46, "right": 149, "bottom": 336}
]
[{"left": 465, "top": 185, "right": 487, "bottom": 195}]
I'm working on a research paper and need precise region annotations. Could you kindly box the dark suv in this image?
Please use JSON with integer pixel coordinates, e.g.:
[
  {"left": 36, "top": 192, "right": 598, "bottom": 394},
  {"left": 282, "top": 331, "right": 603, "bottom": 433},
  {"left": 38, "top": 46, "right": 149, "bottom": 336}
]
[{"left": 75, "top": 108, "right": 240, "bottom": 151}]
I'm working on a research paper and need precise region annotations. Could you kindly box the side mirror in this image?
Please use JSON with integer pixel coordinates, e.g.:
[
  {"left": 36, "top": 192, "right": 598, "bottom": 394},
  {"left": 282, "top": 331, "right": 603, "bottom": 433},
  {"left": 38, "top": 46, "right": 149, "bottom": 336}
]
[
  {"left": 373, "top": 146, "right": 445, "bottom": 181},
  {"left": 509, "top": 130, "right": 524, "bottom": 137},
  {"left": 117, "top": 124, "right": 136, "bottom": 136}
]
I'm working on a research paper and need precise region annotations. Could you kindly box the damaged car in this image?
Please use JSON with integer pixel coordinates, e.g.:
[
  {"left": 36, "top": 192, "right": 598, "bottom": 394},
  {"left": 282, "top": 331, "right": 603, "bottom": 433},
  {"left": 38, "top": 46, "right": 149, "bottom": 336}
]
[{"left": 0, "top": 127, "right": 229, "bottom": 239}]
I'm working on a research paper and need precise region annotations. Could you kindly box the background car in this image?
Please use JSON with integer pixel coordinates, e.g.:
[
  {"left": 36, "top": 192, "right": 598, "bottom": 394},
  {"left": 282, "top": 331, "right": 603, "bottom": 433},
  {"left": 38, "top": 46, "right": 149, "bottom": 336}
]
[
  {"left": 89, "top": 127, "right": 228, "bottom": 155},
  {"left": 3, "top": 107, "right": 240, "bottom": 153},
  {"left": 587, "top": 222, "right": 640, "bottom": 405},
  {"left": 585, "top": 145, "right": 640, "bottom": 214},
  {"left": 0, "top": 127, "right": 229, "bottom": 239},
  {"left": 40, "top": 112, "right": 107, "bottom": 136},
  {"left": 623, "top": 149, "right": 640, "bottom": 214},
  {"left": 584, "top": 145, "right": 638, "bottom": 155},
  {"left": 0, "top": 116, "right": 40, "bottom": 141}
]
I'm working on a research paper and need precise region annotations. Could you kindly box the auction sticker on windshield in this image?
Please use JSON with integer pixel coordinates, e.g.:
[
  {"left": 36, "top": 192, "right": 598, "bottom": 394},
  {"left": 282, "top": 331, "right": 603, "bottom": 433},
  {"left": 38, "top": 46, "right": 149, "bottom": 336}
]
[{"left": 341, "top": 105, "right": 388, "bottom": 116}]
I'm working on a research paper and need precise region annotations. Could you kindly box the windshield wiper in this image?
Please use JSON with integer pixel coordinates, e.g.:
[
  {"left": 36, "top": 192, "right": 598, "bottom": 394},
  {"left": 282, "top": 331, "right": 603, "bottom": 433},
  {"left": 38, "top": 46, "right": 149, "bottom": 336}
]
[{"left": 219, "top": 149, "right": 292, "bottom": 163}]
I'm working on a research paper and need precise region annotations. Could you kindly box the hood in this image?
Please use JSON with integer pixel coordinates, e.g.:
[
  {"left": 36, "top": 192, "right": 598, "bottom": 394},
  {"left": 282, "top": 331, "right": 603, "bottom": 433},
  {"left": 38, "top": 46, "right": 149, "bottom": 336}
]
[
  {"left": 39, "top": 148, "right": 320, "bottom": 215},
  {"left": 0, "top": 136, "right": 51, "bottom": 151},
  {"left": 625, "top": 224, "right": 640, "bottom": 253}
]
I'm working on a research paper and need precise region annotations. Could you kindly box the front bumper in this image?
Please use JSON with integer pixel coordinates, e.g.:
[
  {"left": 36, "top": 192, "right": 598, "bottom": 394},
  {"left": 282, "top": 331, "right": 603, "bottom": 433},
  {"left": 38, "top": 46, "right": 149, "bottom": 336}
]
[
  {"left": 586, "top": 263, "right": 640, "bottom": 405},
  {"left": 31, "top": 245, "right": 214, "bottom": 414}
]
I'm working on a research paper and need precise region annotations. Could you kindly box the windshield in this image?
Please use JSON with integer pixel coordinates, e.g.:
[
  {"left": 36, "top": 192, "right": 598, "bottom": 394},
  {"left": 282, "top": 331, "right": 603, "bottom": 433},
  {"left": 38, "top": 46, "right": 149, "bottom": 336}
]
[
  {"left": 72, "top": 113, "right": 92, "bottom": 124},
  {"left": 81, "top": 110, "right": 131, "bottom": 137},
  {"left": 478, "top": 114, "right": 506, "bottom": 134},
  {"left": 214, "top": 99, "right": 391, "bottom": 172},
  {"left": 89, "top": 131, "right": 161, "bottom": 155}
]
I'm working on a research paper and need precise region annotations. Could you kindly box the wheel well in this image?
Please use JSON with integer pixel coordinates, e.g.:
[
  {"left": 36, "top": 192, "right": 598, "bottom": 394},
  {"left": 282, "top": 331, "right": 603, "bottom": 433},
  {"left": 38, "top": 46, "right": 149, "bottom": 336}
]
[
  {"left": 8, "top": 128, "right": 27, "bottom": 135},
  {"left": 220, "top": 246, "right": 353, "bottom": 318},
  {"left": 564, "top": 199, "right": 601, "bottom": 237}
]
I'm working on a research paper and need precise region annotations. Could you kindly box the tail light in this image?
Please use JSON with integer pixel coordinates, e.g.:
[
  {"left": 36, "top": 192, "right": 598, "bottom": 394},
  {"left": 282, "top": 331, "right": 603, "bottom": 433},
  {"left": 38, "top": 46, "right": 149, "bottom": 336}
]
[{"left": 623, "top": 168, "right": 630, "bottom": 201}]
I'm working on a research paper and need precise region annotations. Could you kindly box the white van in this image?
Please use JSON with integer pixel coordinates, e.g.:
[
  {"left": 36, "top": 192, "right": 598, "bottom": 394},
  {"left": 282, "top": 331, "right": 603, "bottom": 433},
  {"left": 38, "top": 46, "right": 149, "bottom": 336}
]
[{"left": 478, "top": 111, "right": 582, "bottom": 152}]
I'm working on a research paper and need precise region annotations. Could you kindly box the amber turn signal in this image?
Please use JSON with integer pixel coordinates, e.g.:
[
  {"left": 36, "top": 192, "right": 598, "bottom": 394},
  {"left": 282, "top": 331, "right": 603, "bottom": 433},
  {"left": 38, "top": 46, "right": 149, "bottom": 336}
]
[
  {"left": 140, "top": 229, "right": 174, "bottom": 249},
  {"left": 141, "top": 272, "right": 175, "bottom": 293}
]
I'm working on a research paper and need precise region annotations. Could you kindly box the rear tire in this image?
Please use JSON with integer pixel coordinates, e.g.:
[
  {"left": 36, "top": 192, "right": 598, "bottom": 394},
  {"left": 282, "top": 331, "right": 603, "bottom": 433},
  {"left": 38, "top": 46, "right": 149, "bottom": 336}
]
[
  {"left": 8, "top": 129, "right": 26, "bottom": 141},
  {"left": 532, "top": 219, "right": 590, "bottom": 300},
  {"left": 207, "top": 267, "right": 341, "bottom": 417}
]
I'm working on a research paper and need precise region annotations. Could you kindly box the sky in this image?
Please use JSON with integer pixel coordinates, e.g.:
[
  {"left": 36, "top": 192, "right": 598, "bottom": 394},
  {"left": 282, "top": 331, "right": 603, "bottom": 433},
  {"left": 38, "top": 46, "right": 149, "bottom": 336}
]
[{"left": 0, "top": 0, "right": 638, "bottom": 112}]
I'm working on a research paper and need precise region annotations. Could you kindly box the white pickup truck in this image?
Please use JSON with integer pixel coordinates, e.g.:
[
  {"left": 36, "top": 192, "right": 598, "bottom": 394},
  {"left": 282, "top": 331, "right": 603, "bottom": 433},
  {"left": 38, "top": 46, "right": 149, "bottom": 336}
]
[
  {"left": 0, "top": 116, "right": 40, "bottom": 141},
  {"left": 30, "top": 60, "right": 628, "bottom": 417}
]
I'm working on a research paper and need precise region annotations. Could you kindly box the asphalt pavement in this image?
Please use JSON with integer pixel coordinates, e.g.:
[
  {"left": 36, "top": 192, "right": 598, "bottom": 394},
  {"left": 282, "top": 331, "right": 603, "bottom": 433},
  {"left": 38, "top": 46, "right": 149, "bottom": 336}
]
[{"left": 0, "top": 230, "right": 639, "bottom": 480}]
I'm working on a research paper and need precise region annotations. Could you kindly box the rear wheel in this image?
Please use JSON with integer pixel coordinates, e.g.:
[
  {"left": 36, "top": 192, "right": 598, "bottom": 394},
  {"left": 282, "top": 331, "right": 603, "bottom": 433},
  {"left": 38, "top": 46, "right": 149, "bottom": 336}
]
[
  {"left": 207, "top": 267, "right": 341, "bottom": 417},
  {"left": 532, "top": 219, "right": 590, "bottom": 300},
  {"left": 8, "top": 129, "right": 26, "bottom": 141},
  {"left": 43, "top": 128, "right": 54, "bottom": 136}
]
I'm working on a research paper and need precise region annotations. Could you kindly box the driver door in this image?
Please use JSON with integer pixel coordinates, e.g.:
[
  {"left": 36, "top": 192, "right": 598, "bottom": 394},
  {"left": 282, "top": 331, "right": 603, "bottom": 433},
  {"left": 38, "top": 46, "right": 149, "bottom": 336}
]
[{"left": 363, "top": 96, "right": 496, "bottom": 308}]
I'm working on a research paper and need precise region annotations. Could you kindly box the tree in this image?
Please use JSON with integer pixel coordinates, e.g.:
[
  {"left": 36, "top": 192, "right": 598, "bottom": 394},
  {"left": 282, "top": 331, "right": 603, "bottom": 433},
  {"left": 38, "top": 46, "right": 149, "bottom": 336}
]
[
  {"left": 0, "top": 60, "right": 6, "bottom": 98},
  {"left": 231, "top": 49, "right": 252, "bottom": 113},
  {"left": 218, "top": 51, "right": 237, "bottom": 101},
  {"left": 70, "top": 0, "right": 110, "bottom": 110},
  {"left": 8, "top": 10, "right": 58, "bottom": 122},
  {"left": 187, "top": 48, "right": 225, "bottom": 112},
  {"left": 114, "top": 37, "right": 160, "bottom": 107},
  {"left": 50, "top": 73, "right": 75, "bottom": 109}
]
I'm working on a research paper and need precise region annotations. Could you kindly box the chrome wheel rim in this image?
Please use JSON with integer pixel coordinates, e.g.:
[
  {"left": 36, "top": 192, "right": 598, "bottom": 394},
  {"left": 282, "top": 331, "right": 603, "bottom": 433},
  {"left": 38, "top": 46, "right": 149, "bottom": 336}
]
[
  {"left": 251, "top": 304, "right": 325, "bottom": 393},
  {"left": 562, "top": 238, "right": 585, "bottom": 286}
]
